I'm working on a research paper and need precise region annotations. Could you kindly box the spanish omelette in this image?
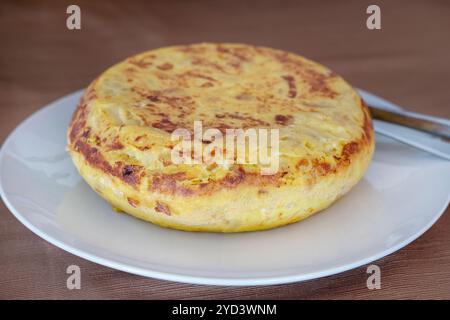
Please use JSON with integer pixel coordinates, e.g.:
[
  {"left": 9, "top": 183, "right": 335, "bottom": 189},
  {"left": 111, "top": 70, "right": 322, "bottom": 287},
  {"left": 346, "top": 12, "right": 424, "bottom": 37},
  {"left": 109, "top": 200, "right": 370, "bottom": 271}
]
[{"left": 67, "top": 43, "right": 374, "bottom": 232}]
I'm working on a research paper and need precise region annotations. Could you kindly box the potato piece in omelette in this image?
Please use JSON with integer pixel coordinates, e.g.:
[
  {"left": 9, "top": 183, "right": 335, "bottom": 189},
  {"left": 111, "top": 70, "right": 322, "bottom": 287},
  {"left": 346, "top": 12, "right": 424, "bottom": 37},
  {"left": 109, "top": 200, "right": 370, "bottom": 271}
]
[{"left": 67, "top": 43, "right": 374, "bottom": 232}]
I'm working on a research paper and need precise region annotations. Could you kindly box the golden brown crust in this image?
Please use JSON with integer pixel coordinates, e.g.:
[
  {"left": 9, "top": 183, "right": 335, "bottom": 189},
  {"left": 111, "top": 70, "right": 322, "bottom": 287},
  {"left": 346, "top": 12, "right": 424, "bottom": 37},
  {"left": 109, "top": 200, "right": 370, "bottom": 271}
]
[
  {"left": 68, "top": 43, "right": 374, "bottom": 196},
  {"left": 67, "top": 43, "right": 374, "bottom": 232}
]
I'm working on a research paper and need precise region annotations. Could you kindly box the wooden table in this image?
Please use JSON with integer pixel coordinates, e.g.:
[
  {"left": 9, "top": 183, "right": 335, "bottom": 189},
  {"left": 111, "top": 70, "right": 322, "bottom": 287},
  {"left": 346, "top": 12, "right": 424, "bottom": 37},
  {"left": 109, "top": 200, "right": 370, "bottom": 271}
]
[{"left": 1, "top": 0, "right": 449, "bottom": 299}]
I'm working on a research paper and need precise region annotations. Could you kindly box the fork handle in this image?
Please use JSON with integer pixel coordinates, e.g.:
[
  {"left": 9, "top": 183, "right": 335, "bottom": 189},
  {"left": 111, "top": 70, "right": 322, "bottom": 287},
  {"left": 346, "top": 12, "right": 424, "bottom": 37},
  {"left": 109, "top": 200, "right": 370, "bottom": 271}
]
[{"left": 368, "top": 106, "right": 450, "bottom": 141}]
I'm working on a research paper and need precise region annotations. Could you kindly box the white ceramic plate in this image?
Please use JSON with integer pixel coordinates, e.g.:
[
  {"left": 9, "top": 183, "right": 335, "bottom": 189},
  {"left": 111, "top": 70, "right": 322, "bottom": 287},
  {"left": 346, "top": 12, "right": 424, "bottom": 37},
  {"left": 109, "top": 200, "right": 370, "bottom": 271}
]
[{"left": 1, "top": 89, "right": 449, "bottom": 286}]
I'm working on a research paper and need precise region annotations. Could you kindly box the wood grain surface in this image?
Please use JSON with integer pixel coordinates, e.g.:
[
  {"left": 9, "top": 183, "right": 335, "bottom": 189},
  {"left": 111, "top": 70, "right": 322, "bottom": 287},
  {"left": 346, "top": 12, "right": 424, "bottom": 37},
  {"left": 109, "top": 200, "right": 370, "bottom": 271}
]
[{"left": 1, "top": 0, "right": 449, "bottom": 299}]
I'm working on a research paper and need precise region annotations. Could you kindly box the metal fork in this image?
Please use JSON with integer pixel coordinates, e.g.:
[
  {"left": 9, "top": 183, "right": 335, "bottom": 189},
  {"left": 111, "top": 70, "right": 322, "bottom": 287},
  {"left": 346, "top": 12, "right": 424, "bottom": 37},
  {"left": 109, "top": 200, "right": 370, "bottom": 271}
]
[{"left": 368, "top": 105, "right": 450, "bottom": 160}]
